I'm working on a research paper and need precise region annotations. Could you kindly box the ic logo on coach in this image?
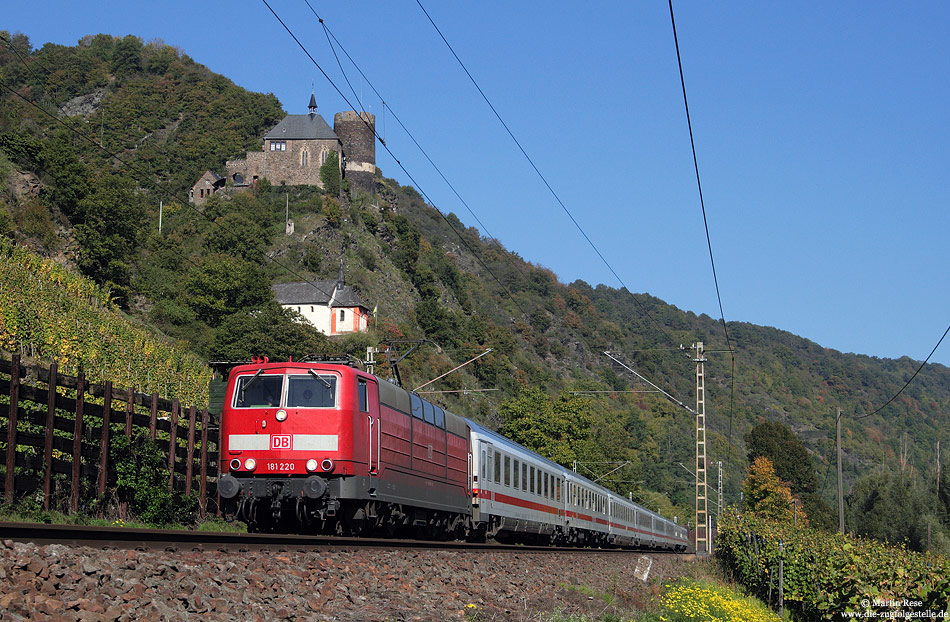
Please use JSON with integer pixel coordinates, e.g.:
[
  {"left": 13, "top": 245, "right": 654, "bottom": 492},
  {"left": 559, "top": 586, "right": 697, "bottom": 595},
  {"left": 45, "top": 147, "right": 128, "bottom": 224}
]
[{"left": 271, "top": 435, "right": 292, "bottom": 450}]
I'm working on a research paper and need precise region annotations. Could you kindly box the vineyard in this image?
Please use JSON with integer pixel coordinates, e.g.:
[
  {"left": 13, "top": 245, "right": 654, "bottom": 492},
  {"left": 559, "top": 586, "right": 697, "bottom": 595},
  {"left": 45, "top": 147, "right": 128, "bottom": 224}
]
[
  {"left": 716, "top": 512, "right": 950, "bottom": 619},
  {"left": 0, "top": 238, "right": 210, "bottom": 406}
]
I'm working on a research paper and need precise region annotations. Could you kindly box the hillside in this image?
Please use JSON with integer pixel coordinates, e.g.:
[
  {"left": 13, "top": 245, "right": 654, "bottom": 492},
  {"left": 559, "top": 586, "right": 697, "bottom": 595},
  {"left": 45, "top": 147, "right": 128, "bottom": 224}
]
[{"left": 1, "top": 31, "right": 949, "bottom": 543}]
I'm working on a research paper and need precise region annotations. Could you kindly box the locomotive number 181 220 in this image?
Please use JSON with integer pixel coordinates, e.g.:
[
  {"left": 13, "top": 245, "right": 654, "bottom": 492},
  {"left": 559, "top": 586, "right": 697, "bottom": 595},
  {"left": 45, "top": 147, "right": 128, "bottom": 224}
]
[{"left": 267, "top": 462, "right": 295, "bottom": 472}]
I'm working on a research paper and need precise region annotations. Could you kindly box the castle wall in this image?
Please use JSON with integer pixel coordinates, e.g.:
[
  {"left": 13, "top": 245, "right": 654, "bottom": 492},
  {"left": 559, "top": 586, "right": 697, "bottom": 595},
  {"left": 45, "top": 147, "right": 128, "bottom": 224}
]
[
  {"left": 226, "top": 139, "right": 341, "bottom": 188},
  {"left": 226, "top": 151, "right": 266, "bottom": 185},
  {"left": 334, "top": 112, "right": 376, "bottom": 196}
]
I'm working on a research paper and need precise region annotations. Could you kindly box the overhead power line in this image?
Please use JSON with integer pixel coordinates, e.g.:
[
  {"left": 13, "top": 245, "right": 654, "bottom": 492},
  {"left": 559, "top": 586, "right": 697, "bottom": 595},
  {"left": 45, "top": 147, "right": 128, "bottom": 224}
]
[
  {"left": 301, "top": 0, "right": 540, "bottom": 292},
  {"left": 667, "top": 0, "right": 737, "bottom": 441},
  {"left": 260, "top": 0, "right": 531, "bottom": 318},
  {"left": 0, "top": 73, "right": 343, "bottom": 304},
  {"left": 414, "top": 0, "right": 678, "bottom": 345},
  {"left": 853, "top": 322, "right": 950, "bottom": 420},
  {"left": 667, "top": 0, "right": 731, "bottom": 352}
]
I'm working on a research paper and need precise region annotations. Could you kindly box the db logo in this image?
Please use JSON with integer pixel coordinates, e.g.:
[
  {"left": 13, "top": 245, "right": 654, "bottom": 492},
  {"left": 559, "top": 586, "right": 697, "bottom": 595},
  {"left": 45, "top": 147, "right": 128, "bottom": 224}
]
[{"left": 271, "top": 435, "right": 292, "bottom": 450}]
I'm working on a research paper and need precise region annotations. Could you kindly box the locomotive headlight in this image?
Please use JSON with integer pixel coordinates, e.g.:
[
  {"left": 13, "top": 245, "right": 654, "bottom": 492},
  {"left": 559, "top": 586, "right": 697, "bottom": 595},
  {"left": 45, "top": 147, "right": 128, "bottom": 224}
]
[
  {"left": 229, "top": 459, "right": 241, "bottom": 471},
  {"left": 275, "top": 409, "right": 287, "bottom": 422},
  {"left": 321, "top": 459, "right": 334, "bottom": 472},
  {"left": 244, "top": 458, "right": 257, "bottom": 471},
  {"left": 306, "top": 459, "right": 319, "bottom": 472}
]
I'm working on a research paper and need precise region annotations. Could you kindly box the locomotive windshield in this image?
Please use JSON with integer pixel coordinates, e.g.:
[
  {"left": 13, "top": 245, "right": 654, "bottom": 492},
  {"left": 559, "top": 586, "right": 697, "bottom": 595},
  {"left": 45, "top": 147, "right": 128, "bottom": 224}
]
[
  {"left": 287, "top": 374, "right": 336, "bottom": 407},
  {"left": 231, "top": 372, "right": 337, "bottom": 408},
  {"left": 233, "top": 373, "right": 282, "bottom": 408}
]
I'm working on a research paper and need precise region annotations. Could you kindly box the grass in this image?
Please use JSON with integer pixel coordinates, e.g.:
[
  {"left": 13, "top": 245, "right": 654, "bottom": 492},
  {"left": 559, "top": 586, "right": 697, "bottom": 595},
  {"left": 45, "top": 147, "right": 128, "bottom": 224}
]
[
  {"left": 559, "top": 583, "right": 618, "bottom": 608},
  {"left": 0, "top": 497, "right": 246, "bottom": 533}
]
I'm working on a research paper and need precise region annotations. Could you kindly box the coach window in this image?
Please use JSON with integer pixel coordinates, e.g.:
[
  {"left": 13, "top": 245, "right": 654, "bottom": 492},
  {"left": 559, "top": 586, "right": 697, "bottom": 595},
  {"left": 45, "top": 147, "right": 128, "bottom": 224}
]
[
  {"left": 495, "top": 452, "right": 502, "bottom": 483},
  {"left": 522, "top": 463, "right": 528, "bottom": 491},
  {"left": 504, "top": 456, "right": 511, "bottom": 487},
  {"left": 422, "top": 401, "right": 435, "bottom": 425},
  {"left": 357, "top": 378, "right": 369, "bottom": 413},
  {"left": 481, "top": 449, "right": 488, "bottom": 480},
  {"left": 529, "top": 466, "right": 535, "bottom": 494},
  {"left": 513, "top": 460, "right": 520, "bottom": 489},
  {"left": 411, "top": 394, "right": 423, "bottom": 420},
  {"left": 543, "top": 473, "right": 549, "bottom": 498},
  {"left": 433, "top": 405, "right": 445, "bottom": 428}
]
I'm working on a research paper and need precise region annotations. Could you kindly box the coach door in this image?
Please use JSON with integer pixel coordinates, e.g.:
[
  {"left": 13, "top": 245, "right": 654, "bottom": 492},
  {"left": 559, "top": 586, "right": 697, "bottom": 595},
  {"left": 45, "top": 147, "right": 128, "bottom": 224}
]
[{"left": 474, "top": 441, "right": 493, "bottom": 521}]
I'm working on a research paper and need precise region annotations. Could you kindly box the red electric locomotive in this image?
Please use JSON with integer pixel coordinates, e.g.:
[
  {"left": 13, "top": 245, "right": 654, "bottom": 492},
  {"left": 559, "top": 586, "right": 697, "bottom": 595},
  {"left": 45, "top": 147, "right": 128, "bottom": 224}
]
[{"left": 217, "top": 357, "right": 472, "bottom": 535}]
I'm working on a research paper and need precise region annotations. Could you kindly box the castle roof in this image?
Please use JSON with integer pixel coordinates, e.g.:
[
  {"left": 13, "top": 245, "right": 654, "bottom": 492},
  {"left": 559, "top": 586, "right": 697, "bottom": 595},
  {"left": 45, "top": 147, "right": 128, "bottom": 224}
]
[{"left": 264, "top": 113, "right": 338, "bottom": 141}]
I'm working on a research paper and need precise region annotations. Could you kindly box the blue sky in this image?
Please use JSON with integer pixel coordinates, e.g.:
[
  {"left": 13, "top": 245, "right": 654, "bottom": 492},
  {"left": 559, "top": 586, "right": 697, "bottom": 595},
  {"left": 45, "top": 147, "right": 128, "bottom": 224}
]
[{"left": 6, "top": 1, "right": 950, "bottom": 366}]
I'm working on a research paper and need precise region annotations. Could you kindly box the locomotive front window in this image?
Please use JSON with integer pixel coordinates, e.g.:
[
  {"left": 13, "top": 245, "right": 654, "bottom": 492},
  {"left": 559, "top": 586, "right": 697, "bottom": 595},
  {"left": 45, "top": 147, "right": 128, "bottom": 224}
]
[
  {"left": 287, "top": 374, "right": 337, "bottom": 408},
  {"left": 233, "top": 374, "right": 283, "bottom": 408}
]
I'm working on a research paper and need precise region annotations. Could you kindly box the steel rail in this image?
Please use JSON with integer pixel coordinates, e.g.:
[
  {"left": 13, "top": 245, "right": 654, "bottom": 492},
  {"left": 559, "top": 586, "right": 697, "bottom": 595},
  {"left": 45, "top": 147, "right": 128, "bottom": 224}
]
[{"left": 0, "top": 521, "right": 690, "bottom": 555}]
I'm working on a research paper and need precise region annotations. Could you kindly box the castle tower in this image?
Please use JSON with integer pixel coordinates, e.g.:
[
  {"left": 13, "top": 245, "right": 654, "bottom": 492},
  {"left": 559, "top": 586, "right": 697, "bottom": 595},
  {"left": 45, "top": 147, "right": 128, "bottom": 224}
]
[{"left": 334, "top": 111, "right": 376, "bottom": 197}]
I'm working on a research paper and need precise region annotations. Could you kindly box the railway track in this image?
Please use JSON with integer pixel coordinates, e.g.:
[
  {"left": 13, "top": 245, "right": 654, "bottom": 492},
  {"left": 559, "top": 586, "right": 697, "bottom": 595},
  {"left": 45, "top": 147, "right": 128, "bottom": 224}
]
[{"left": 0, "top": 521, "right": 686, "bottom": 555}]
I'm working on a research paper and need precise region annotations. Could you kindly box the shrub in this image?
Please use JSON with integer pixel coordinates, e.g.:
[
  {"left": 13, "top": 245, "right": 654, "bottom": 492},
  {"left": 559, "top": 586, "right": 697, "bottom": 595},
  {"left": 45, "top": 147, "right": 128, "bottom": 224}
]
[{"left": 110, "top": 431, "right": 198, "bottom": 527}]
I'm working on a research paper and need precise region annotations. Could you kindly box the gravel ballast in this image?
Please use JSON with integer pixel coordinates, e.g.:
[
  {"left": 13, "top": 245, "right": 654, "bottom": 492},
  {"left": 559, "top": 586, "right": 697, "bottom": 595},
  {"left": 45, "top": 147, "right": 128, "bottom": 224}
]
[{"left": 0, "top": 539, "right": 697, "bottom": 621}]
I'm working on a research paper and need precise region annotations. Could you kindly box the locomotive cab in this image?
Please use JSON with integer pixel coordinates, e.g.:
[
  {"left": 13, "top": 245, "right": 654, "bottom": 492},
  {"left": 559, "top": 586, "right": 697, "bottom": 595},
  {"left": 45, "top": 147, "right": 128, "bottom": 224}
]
[{"left": 217, "top": 358, "right": 376, "bottom": 531}]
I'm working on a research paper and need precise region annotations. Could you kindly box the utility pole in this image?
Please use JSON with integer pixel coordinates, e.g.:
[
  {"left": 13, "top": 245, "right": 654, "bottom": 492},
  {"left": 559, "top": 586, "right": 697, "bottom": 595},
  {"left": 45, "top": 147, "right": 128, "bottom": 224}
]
[
  {"left": 837, "top": 408, "right": 844, "bottom": 534},
  {"left": 285, "top": 193, "right": 294, "bottom": 235},
  {"left": 365, "top": 346, "right": 376, "bottom": 375},
  {"left": 937, "top": 441, "right": 941, "bottom": 495},
  {"left": 694, "top": 342, "right": 709, "bottom": 556},
  {"left": 717, "top": 460, "right": 723, "bottom": 522}
]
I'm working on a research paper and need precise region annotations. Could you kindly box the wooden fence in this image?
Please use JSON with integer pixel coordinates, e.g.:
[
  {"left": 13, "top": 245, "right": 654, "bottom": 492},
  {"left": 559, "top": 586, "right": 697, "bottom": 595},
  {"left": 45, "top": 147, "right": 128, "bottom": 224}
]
[{"left": 0, "top": 354, "right": 220, "bottom": 519}]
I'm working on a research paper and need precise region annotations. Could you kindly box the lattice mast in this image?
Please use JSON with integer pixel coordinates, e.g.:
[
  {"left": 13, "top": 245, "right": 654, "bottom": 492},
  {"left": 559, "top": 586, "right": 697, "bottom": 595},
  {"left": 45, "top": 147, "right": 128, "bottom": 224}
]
[{"left": 694, "top": 342, "right": 709, "bottom": 555}]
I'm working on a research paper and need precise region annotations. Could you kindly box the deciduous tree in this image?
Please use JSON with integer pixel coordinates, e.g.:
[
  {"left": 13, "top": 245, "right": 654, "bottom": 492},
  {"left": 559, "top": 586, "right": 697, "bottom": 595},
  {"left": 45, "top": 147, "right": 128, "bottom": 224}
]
[{"left": 742, "top": 456, "right": 805, "bottom": 525}]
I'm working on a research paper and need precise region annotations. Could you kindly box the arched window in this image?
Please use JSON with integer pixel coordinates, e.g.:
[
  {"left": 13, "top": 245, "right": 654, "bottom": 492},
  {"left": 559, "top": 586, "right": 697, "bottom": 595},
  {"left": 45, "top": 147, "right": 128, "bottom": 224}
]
[
  {"left": 321, "top": 147, "right": 329, "bottom": 165},
  {"left": 301, "top": 150, "right": 309, "bottom": 167}
]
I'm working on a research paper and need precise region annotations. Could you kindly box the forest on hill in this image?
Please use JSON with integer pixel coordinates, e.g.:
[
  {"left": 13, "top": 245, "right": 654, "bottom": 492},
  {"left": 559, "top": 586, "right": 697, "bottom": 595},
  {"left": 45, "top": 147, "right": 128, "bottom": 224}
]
[{"left": 1, "top": 31, "right": 949, "bottom": 549}]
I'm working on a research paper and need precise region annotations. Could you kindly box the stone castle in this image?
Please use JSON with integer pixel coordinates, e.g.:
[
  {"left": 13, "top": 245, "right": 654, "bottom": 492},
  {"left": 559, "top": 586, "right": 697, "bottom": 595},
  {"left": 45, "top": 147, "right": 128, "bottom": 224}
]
[{"left": 190, "top": 93, "right": 376, "bottom": 205}]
